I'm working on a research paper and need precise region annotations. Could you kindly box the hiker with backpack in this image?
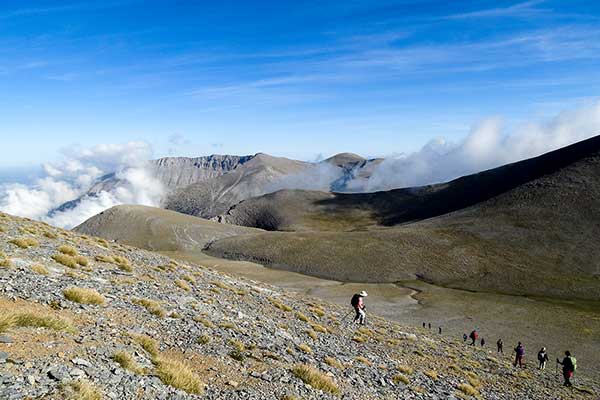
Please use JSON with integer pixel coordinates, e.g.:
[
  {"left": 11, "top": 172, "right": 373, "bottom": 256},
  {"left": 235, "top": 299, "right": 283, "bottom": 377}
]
[
  {"left": 463, "top": 333, "right": 468, "bottom": 342},
  {"left": 351, "top": 290, "right": 368, "bottom": 325},
  {"left": 469, "top": 330, "right": 478, "bottom": 346},
  {"left": 481, "top": 338, "right": 485, "bottom": 347},
  {"left": 537, "top": 347, "right": 549, "bottom": 370},
  {"left": 557, "top": 351, "right": 576, "bottom": 387},
  {"left": 497, "top": 339, "right": 503, "bottom": 353},
  {"left": 514, "top": 342, "right": 525, "bottom": 368}
]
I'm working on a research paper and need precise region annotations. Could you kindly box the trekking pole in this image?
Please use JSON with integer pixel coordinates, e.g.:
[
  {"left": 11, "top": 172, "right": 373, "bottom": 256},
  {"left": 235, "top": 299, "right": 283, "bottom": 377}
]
[{"left": 341, "top": 309, "right": 353, "bottom": 324}]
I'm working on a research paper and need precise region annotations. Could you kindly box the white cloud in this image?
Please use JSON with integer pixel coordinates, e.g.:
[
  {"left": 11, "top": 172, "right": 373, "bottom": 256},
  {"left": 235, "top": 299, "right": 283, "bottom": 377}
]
[
  {"left": 0, "top": 141, "right": 164, "bottom": 229},
  {"left": 362, "top": 101, "right": 600, "bottom": 191}
]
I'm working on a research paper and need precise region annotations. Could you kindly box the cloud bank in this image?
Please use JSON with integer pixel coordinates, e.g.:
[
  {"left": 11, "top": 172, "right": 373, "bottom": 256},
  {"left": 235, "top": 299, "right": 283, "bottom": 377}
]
[
  {"left": 0, "top": 141, "right": 164, "bottom": 229},
  {"left": 360, "top": 101, "right": 600, "bottom": 191}
]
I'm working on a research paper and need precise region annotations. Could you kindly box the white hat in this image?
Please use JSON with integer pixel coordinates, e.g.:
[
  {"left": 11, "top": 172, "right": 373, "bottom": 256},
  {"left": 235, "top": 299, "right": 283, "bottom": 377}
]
[{"left": 359, "top": 290, "right": 368, "bottom": 297}]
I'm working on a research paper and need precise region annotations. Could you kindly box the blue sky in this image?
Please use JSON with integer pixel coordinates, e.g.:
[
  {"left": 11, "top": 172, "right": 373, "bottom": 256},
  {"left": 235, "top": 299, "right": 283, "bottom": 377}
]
[{"left": 1, "top": 0, "right": 600, "bottom": 169}]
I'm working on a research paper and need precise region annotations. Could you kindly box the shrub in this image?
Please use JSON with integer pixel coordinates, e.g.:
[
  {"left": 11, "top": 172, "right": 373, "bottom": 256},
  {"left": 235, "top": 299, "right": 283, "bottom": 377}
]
[
  {"left": 31, "top": 264, "right": 49, "bottom": 275},
  {"left": 63, "top": 287, "right": 105, "bottom": 305},
  {"left": 75, "top": 255, "right": 89, "bottom": 266},
  {"left": 0, "top": 255, "right": 11, "bottom": 268},
  {"left": 175, "top": 279, "right": 191, "bottom": 292},
  {"left": 52, "top": 253, "right": 78, "bottom": 268},
  {"left": 229, "top": 339, "right": 245, "bottom": 352},
  {"left": 154, "top": 355, "right": 204, "bottom": 395},
  {"left": 352, "top": 335, "right": 367, "bottom": 343},
  {"left": 9, "top": 237, "right": 38, "bottom": 248},
  {"left": 133, "top": 298, "right": 166, "bottom": 318},
  {"left": 182, "top": 274, "right": 195, "bottom": 283},
  {"left": 113, "top": 255, "right": 132, "bottom": 272},
  {"left": 308, "top": 306, "right": 325, "bottom": 317},
  {"left": 229, "top": 349, "right": 245, "bottom": 362},
  {"left": 291, "top": 364, "right": 340, "bottom": 395},
  {"left": 58, "top": 245, "right": 78, "bottom": 256},
  {"left": 218, "top": 321, "right": 236, "bottom": 330},
  {"left": 97, "top": 238, "right": 109, "bottom": 247},
  {"left": 306, "top": 330, "right": 318, "bottom": 340}
]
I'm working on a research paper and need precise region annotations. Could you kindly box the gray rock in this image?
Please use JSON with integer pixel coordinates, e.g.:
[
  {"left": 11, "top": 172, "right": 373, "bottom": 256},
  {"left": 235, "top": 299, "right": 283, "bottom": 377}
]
[
  {"left": 47, "top": 366, "right": 71, "bottom": 382},
  {"left": 0, "top": 335, "right": 13, "bottom": 344}
]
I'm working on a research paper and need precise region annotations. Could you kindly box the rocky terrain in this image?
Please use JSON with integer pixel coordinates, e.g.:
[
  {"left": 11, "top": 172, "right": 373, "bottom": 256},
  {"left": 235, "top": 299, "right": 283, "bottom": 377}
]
[
  {"left": 1, "top": 212, "right": 597, "bottom": 399},
  {"left": 205, "top": 135, "right": 600, "bottom": 300}
]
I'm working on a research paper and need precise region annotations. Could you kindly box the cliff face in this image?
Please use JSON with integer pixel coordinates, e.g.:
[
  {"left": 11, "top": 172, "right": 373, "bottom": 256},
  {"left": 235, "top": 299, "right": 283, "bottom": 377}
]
[{"left": 150, "top": 155, "right": 254, "bottom": 190}]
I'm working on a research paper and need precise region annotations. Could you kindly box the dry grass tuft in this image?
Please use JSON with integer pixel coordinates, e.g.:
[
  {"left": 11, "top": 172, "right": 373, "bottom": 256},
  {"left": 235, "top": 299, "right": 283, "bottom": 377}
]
[
  {"left": 63, "top": 287, "right": 105, "bottom": 305},
  {"left": 310, "top": 322, "right": 327, "bottom": 333},
  {"left": 324, "top": 356, "right": 344, "bottom": 369},
  {"left": 295, "top": 312, "right": 309, "bottom": 322},
  {"left": 133, "top": 334, "right": 160, "bottom": 358},
  {"left": 154, "top": 355, "right": 204, "bottom": 395},
  {"left": 306, "top": 329, "right": 318, "bottom": 340},
  {"left": 197, "top": 334, "right": 210, "bottom": 345},
  {"left": 355, "top": 356, "right": 372, "bottom": 366},
  {"left": 113, "top": 255, "right": 132, "bottom": 272},
  {"left": 268, "top": 297, "right": 293, "bottom": 312},
  {"left": 193, "top": 316, "right": 216, "bottom": 328},
  {"left": 0, "top": 254, "right": 12, "bottom": 268},
  {"left": 308, "top": 306, "right": 326, "bottom": 317},
  {"left": 133, "top": 298, "right": 166, "bottom": 318},
  {"left": 174, "top": 279, "right": 191, "bottom": 292},
  {"left": 63, "top": 380, "right": 103, "bottom": 400},
  {"left": 297, "top": 343, "right": 313, "bottom": 354},
  {"left": 291, "top": 364, "right": 340, "bottom": 395},
  {"left": 113, "top": 351, "right": 144, "bottom": 374},
  {"left": 74, "top": 255, "right": 89, "bottom": 266},
  {"left": 31, "top": 264, "right": 49, "bottom": 275},
  {"left": 424, "top": 370, "right": 438, "bottom": 380},
  {"left": 10, "top": 237, "right": 39, "bottom": 248},
  {"left": 0, "top": 309, "right": 73, "bottom": 334},
  {"left": 392, "top": 374, "right": 410, "bottom": 385},
  {"left": 52, "top": 253, "right": 78, "bottom": 268},
  {"left": 58, "top": 245, "right": 78, "bottom": 256},
  {"left": 43, "top": 231, "right": 58, "bottom": 239},
  {"left": 95, "top": 254, "right": 115, "bottom": 263},
  {"left": 397, "top": 365, "right": 414, "bottom": 375},
  {"left": 457, "top": 383, "right": 479, "bottom": 397}
]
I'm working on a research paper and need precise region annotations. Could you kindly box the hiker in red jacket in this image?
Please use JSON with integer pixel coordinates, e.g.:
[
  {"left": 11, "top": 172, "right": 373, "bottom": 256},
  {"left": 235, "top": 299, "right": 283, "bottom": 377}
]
[
  {"left": 351, "top": 290, "right": 368, "bottom": 325},
  {"left": 514, "top": 342, "right": 525, "bottom": 368},
  {"left": 469, "top": 330, "right": 478, "bottom": 346}
]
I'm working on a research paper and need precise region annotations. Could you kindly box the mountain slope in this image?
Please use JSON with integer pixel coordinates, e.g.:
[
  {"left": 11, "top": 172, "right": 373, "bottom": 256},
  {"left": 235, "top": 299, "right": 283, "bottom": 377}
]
[
  {"left": 74, "top": 204, "right": 263, "bottom": 251},
  {"left": 4, "top": 213, "right": 595, "bottom": 399},
  {"left": 207, "top": 135, "right": 600, "bottom": 300},
  {"left": 163, "top": 153, "right": 314, "bottom": 219}
]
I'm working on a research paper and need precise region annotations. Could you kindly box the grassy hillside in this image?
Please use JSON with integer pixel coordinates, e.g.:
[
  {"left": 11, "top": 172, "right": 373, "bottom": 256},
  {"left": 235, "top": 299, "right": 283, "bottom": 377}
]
[
  {"left": 207, "top": 135, "right": 600, "bottom": 300},
  {"left": 74, "top": 204, "right": 263, "bottom": 251},
  {"left": 3, "top": 213, "right": 596, "bottom": 398}
]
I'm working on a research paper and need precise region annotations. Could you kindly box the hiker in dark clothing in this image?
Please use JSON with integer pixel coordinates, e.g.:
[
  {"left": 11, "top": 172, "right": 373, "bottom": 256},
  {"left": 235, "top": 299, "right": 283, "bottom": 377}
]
[
  {"left": 438, "top": 326, "right": 442, "bottom": 334},
  {"left": 423, "top": 322, "right": 426, "bottom": 328},
  {"left": 497, "top": 339, "right": 503, "bottom": 353},
  {"left": 351, "top": 290, "right": 368, "bottom": 325},
  {"left": 514, "top": 342, "right": 525, "bottom": 368},
  {"left": 557, "top": 351, "right": 576, "bottom": 387},
  {"left": 537, "top": 347, "right": 549, "bottom": 370},
  {"left": 463, "top": 333, "right": 468, "bottom": 342},
  {"left": 428, "top": 322, "right": 431, "bottom": 329},
  {"left": 469, "top": 330, "right": 478, "bottom": 346},
  {"left": 481, "top": 338, "right": 485, "bottom": 347}
]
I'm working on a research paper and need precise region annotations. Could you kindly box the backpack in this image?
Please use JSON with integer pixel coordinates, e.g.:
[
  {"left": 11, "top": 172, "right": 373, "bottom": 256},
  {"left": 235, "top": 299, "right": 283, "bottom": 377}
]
[
  {"left": 570, "top": 357, "right": 577, "bottom": 371},
  {"left": 350, "top": 294, "right": 360, "bottom": 308},
  {"left": 517, "top": 346, "right": 524, "bottom": 356}
]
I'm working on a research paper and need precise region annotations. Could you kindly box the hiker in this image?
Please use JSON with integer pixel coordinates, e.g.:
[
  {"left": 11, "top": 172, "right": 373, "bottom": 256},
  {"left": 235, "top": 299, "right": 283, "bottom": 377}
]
[
  {"left": 423, "top": 322, "right": 426, "bottom": 328},
  {"left": 537, "top": 347, "right": 549, "bottom": 370},
  {"left": 469, "top": 330, "right": 478, "bottom": 346},
  {"left": 463, "top": 333, "right": 468, "bottom": 342},
  {"left": 438, "top": 326, "right": 442, "bottom": 334},
  {"left": 557, "top": 351, "right": 576, "bottom": 387},
  {"left": 351, "top": 290, "right": 368, "bottom": 325},
  {"left": 514, "top": 342, "right": 525, "bottom": 368},
  {"left": 481, "top": 338, "right": 485, "bottom": 347},
  {"left": 497, "top": 339, "right": 503, "bottom": 353},
  {"left": 428, "top": 322, "right": 431, "bottom": 329}
]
